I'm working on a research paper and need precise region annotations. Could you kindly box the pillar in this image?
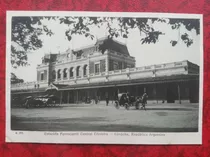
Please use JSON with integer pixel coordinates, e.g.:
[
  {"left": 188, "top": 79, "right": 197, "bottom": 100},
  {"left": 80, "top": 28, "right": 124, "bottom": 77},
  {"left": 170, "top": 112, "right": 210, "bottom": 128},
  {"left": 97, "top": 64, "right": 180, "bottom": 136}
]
[
  {"left": 55, "top": 70, "right": 57, "bottom": 82},
  {"left": 67, "top": 91, "right": 70, "bottom": 104},
  {"left": 155, "top": 84, "right": 158, "bottom": 104},
  {"left": 60, "top": 91, "right": 63, "bottom": 105},
  {"left": 61, "top": 69, "right": 64, "bottom": 81},
  {"left": 177, "top": 83, "right": 181, "bottom": 104},
  {"left": 106, "top": 54, "right": 109, "bottom": 72},
  {"left": 144, "top": 87, "right": 146, "bottom": 93},
  {"left": 67, "top": 69, "right": 69, "bottom": 80},
  {"left": 87, "top": 65, "right": 89, "bottom": 76},
  {"left": 77, "top": 90, "right": 79, "bottom": 104},
  {"left": 135, "top": 85, "right": 138, "bottom": 97},
  {"left": 81, "top": 65, "right": 84, "bottom": 78},
  {"left": 46, "top": 70, "right": 49, "bottom": 84}
]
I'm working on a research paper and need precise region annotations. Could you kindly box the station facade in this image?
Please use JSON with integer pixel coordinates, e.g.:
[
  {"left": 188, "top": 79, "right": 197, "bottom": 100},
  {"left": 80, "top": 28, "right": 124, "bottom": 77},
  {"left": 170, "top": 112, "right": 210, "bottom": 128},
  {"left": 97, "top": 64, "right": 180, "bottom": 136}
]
[{"left": 11, "top": 37, "right": 200, "bottom": 104}]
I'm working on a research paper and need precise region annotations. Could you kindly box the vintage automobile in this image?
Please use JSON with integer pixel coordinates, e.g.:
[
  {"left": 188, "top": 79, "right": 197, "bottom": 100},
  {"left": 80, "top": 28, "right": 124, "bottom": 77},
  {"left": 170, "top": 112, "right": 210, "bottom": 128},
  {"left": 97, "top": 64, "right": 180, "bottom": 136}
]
[{"left": 114, "top": 93, "right": 141, "bottom": 110}]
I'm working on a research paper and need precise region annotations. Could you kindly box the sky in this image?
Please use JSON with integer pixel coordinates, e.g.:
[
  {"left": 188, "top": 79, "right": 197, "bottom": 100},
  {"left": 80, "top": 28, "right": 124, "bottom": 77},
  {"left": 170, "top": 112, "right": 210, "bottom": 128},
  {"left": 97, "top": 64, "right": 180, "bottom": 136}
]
[{"left": 12, "top": 17, "right": 201, "bottom": 82}]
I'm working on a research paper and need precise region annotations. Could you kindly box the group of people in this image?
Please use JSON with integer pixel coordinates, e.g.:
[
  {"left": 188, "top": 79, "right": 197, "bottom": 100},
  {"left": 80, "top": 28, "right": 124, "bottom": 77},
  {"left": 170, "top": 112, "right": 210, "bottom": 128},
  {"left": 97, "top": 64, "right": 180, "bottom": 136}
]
[{"left": 84, "top": 96, "right": 99, "bottom": 104}]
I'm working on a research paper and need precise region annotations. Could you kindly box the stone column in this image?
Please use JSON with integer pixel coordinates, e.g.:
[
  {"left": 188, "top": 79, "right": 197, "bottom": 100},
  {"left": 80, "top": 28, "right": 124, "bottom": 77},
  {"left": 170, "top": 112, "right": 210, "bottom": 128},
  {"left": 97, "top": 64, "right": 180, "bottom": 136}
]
[
  {"left": 86, "top": 65, "right": 89, "bottom": 76},
  {"left": 46, "top": 70, "right": 49, "bottom": 84},
  {"left": 55, "top": 70, "right": 57, "bottom": 82},
  {"left": 60, "top": 91, "right": 63, "bottom": 105},
  {"left": 67, "top": 69, "right": 69, "bottom": 80},
  {"left": 87, "top": 65, "right": 89, "bottom": 76},
  {"left": 81, "top": 65, "right": 84, "bottom": 78},
  {"left": 106, "top": 53, "right": 109, "bottom": 73},
  {"left": 74, "top": 67, "right": 76, "bottom": 79},
  {"left": 60, "top": 69, "right": 63, "bottom": 81}
]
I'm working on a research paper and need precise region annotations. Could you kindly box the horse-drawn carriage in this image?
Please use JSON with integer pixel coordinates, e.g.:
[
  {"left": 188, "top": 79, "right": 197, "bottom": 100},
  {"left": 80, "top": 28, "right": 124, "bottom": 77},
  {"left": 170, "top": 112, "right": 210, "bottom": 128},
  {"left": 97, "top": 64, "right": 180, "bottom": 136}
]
[
  {"left": 23, "top": 95, "right": 58, "bottom": 108},
  {"left": 114, "top": 93, "right": 148, "bottom": 110}
]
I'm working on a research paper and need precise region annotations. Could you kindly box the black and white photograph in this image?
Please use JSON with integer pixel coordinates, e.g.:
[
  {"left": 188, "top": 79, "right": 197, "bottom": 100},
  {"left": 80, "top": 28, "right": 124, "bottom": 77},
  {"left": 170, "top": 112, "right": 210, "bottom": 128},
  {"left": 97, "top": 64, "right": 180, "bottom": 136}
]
[{"left": 6, "top": 11, "right": 203, "bottom": 144}]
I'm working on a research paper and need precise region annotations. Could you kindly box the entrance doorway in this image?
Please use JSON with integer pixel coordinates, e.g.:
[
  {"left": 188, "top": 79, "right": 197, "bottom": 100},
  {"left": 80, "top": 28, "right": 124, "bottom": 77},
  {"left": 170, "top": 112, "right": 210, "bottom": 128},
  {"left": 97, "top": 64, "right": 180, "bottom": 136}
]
[{"left": 166, "top": 84, "right": 177, "bottom": 103}]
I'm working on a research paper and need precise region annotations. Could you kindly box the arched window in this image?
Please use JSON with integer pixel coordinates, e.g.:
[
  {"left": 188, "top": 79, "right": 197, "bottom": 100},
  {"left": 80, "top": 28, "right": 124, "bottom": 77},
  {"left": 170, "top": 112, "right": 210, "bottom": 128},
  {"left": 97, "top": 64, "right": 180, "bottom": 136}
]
[
  {"left": 83, "top": 65, "right": 88, "bottom": 77},
  {"left": 69, "top": 67, "right": 74, "bottom": 78},
  {"left": 52, "top": 70, "right": 56, "bottom": 81},
  {"left": 76, "top": 66, "right": 81, "bottom": 77},
  {"left": 63, "top": 68, "right": 68, "bottom": 79},
  {"left": 57, "top": 69, "right": 61, "bottom": 80}
]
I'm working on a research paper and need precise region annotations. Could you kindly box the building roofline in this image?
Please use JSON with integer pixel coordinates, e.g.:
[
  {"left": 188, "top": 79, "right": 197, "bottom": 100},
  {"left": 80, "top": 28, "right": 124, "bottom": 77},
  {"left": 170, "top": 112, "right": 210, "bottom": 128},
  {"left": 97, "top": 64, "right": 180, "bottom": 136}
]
[{"left": 72, "top": 36, "right": 127, "bottom": 52}]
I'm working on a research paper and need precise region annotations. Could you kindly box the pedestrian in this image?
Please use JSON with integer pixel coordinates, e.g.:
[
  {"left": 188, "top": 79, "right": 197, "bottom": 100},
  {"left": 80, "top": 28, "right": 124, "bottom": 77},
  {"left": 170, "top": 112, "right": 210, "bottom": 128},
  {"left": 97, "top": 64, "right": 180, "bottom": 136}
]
[
  {"left": 98, "top": 96, "right": 100, "bottom": 104},
  {"left": 141, "top": 92, "right": 148, "bottom": 111},
  {"left": 126, "top": 91, "right": 130, "bottom": 103},
  {"left": 106, "top": 95, "right": 109, "bottom": 106},
  {"left": 95, "top": 96, "right": 98, "bottom": 104}
]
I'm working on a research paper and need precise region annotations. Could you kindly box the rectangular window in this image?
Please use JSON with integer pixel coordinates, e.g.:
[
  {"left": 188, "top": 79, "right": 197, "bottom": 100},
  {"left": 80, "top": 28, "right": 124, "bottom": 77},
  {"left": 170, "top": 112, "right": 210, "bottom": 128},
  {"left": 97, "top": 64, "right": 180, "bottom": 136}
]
[
  {"left": 41, "top": 73, "right": 44, "bottom": 81},
  {"left": 95, "top": 63, "right": 100, "bottom": 74},
  {"left": 118, "top": 61, "right": 122, "bottom": 69}
]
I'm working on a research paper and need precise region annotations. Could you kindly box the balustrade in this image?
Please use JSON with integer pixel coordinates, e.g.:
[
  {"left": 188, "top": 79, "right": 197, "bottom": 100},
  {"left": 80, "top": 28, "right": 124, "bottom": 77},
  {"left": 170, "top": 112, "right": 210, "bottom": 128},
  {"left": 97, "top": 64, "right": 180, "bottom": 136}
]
[
  {"left": 108, "top": 71, "right": 114, "bottom": 74},
  {"left": 145, "top": 66, "right": 152, "bottom": 70},
  {"left": 175, "top": 62, "right": 183, "bottom": 66},
  {"left": 155, "top": 65, "right": 162, "bottom": 69},
  {"left": 121, "top": 69, "right": 127, "bottom": 73},
  {"left": 12, "top": 61, "right": 188, "bottom": 90},
  {"left": 129, "top": 68, "right": 136, "bottom": 72},
  {"left": 114, "top": 70, "right": 121, "bottom": 73},
  {"left": 101, "top": 72, "right": 106, "bottom": 76},
  {"left": 95, "top": 73, "right": 100, "bottom": 76}
]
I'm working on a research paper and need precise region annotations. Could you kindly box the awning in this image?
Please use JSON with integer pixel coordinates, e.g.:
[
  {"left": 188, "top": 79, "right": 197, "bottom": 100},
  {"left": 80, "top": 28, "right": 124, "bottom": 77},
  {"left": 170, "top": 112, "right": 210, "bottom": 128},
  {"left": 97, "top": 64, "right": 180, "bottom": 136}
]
[
  {"left": 11, "top": 74, "right": 199, "bottom": 94},
  {"left": 57, "top": 74, "right": 199, "bottom": 91}
]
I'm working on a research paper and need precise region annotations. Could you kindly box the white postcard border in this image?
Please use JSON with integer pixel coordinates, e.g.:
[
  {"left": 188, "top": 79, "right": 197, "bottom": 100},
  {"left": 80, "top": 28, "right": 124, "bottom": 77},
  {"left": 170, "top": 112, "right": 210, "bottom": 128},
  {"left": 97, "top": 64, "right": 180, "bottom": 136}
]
[{"left": 6, "top": 11, "right": 203, "bottom": 145}]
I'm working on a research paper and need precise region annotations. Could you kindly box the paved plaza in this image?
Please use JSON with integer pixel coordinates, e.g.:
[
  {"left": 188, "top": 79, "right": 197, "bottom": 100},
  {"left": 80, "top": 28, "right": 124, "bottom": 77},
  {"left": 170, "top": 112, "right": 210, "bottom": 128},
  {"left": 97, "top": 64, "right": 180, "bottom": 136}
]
[{"left": 11, "top": 102, "right": 199, "bottom": 132}]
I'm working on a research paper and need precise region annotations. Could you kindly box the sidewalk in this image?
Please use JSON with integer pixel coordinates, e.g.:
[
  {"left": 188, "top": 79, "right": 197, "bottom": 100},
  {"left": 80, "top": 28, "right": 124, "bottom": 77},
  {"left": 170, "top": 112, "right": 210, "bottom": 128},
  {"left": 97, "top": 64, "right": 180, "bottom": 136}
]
[{"left": 57, "top": 101, "right": 198, "bottom": 110}]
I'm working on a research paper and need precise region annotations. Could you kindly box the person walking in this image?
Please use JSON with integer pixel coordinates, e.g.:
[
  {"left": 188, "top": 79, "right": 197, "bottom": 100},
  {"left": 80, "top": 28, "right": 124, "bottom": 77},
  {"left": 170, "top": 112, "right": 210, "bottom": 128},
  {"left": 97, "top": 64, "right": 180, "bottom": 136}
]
[
  {"left": 106, "top": 95, "right": 109, "bottom": 106},
  {"left": 141, "top": 92, "right": 148, "bottom": 111},
  {"left": 98, "top": 96, "right": 100, "bottom": 104},
  {"left": 126, "top": 91, "right": 130, "bottom": 103},
  {"left": 95, "top": 95, "right": 98, "bottom": 105}
]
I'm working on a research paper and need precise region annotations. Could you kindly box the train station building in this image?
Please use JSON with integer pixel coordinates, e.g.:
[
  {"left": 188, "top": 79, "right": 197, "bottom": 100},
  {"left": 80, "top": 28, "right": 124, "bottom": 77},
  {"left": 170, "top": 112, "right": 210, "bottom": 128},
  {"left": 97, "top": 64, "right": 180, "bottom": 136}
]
[{"left": 11, "top": 37, "right": 200, "bottom": 104}]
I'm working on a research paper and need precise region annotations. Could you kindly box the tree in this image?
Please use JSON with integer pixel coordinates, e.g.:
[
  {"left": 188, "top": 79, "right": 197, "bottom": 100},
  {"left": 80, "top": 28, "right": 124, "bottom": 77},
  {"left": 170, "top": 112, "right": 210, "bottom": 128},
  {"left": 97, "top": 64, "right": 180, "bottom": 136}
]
[
  {"left": 11, "top": 16, "right": 200, "bottom": 68},
  {"left": 11, "top": 73, "right": 24, "bottom": 84},
  {"left": 11, "top": 16, "right": 54, "bottom": 68}
]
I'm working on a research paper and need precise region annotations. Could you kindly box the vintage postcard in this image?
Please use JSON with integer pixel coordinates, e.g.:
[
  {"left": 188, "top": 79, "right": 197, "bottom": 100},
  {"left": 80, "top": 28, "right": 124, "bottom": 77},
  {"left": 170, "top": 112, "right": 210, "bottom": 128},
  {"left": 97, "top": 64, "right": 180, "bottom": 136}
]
[{"left": 6, "top": 11, "right": 203, "bottom": 144}]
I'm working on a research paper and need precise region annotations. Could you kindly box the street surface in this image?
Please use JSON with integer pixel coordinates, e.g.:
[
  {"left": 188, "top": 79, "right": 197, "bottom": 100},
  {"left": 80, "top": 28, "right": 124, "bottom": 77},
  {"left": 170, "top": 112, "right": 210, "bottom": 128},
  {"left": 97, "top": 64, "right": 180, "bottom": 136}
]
[{"left": 11, "top": 102, "right": 199, "bottom": 132}]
